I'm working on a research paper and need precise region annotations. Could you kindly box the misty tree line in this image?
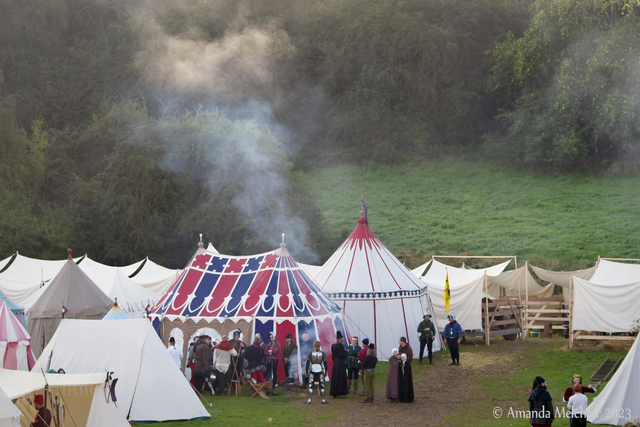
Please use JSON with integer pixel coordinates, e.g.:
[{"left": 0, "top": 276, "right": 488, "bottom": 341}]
[{"left": 1, "top": 0, "right": 640, "bottom": 266}]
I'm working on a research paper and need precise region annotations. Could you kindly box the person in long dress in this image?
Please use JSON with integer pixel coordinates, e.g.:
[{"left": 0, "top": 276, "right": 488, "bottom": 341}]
[
  {"left": 330, "top": 330, "right": 349, "bottom": 397},
  {"left": 386, "top": 348, "right": 400, "bottom": 403},
  {"left": 398, "top": 353, "right": 414, "bottom": 403}
]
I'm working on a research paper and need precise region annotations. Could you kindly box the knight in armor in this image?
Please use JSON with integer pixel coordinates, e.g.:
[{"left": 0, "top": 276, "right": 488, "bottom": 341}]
[{"left": 305, "top": 340, "right": 329, "bottom": 404}]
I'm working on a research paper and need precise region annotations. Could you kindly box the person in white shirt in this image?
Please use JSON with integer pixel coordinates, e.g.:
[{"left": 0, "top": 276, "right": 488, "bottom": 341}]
[
  {"left": 168, "top": 337, "right": 183, "bottom": 369},
  {"left": 567, "top": 383, "right": 588, "bottom": 427}
]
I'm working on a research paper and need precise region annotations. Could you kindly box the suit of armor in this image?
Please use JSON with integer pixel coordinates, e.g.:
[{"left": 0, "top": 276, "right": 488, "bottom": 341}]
[{"left": 305, "top": 350, "right": 328, "bottom": 404}]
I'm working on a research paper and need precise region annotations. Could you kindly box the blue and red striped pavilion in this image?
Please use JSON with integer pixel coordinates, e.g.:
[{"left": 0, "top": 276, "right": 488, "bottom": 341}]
[{"left": 151, "top": 243, "right": 347, "bottom": 379}]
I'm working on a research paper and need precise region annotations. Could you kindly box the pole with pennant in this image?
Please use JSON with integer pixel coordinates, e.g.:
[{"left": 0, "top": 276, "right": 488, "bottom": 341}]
[{"left": 444, "top": 269, "right": 450, "bottom": 313}]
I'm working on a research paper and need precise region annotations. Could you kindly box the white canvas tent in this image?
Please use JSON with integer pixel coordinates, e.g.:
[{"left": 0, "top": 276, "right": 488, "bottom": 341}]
[
  {"left": 0, "top": 369, "right": 129, "bottom": 427},
  {"left": 314, "top": 218, "right": 440, "bottom": 361},
  {"left": 0, "top": 385, "right": 20, "bottom": 427},
  {"left": 83, "top": 268, "right": 159, "bottom": 318},
  {"left": 0, "top": 252, "right": 83, "bottom": 304},
  {"left": 572, "top": 260, "right": 640, "bottom": 333},
  {"left": 32, "top": 319, "right": 210, "bottom": 422},
  {"left": 587, "top": 337, "right": 640, "bottom": 425},
  {"left": 418, "top": 259, "right": 511, "bottom": 331},
  {"left": 129, "top": 258, "right": 181, "bottom": 295}
]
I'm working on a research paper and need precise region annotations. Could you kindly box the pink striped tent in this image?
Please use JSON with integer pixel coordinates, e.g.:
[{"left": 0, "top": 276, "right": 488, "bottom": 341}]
[
  {"left": 0, "top": 297, "right": 36, "bottom": 370},
  {"left": 151, "top": 242, "right": 347, "bottom": 380},
  {"left": 315, "top": 218, "right": 441, "bottom": 361}
]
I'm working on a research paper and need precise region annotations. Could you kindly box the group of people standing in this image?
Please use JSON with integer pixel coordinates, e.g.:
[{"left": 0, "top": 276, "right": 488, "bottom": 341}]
[{"left": 528, "top": 374, "right": 597, "bottom": 427}]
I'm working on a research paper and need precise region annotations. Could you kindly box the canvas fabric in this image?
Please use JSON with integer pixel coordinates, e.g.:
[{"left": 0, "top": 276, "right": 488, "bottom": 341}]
[
  {"left": 587, "top": 337, "right": 640, "bottom": 425},
  {"left": 31, "top": 319, "right": 209, "bottom": 422}
]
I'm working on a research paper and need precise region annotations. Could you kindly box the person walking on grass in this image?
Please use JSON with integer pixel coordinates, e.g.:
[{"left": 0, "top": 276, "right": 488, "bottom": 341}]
[
  {"left": 528, "top": 376, "right": 554, "bottom": 427},
  {"left": 417, "top": 311, "right": 435, "bottom": 365},
  {"left": 443, "top": 314, "right": 462, "bottom": 366},
  {"left": 360, "top": 343, "right": 377, "bottom": 403}
]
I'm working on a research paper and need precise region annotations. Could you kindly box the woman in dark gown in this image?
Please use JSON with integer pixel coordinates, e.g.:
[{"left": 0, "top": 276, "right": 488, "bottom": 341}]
[
  {"left": 398, "top": 353, "right": 414, "bottom": 402},
  {"left": 386, "top": 348, "right": 399, "bottom": 403}
]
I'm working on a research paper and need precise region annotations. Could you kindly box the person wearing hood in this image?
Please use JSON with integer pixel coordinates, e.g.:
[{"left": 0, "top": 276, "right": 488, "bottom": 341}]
[
  {"left": 329, "top": 330, "right": 349, "bottom": 397},
  {"left": 386, "top": 348, "right": 400, "bottom": 403},
  {"left": 443, "top": 314, "right": 462, "bottom": 366},
  {"left": 528, "top": 376, "right": 554, "bottom": 427},
  {"left": 212, "top": 335, "right": 238, "bottom": 396}
]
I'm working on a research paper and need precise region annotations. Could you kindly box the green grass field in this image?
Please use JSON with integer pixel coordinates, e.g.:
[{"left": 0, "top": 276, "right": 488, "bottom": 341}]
[
  {"left": 151, "top": 337, "right": 630, "bottom": 426},
  {"left": 306, "top": 157, "right": 640, "bottom": 269}
]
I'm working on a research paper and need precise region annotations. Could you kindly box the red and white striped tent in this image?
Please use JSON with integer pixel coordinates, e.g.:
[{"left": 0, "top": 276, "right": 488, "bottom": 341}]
[
  {"left": 151, "top": 242, "right": 347, "bottom": 380},
  {"left": 0, "top": 297, "right": 36, "bottom": 370},
  {"left": 315, "top": 218, "right": 441, "bottom": 360}
]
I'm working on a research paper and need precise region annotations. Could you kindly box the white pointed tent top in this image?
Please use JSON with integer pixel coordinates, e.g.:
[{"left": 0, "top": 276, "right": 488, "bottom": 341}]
[
  {"left": 315, "top": 218, "right": 426, "bottom": 294},
  {"left": 206, "top": 242, "right": 219, "bottom": 254},
  {"left": 106, "top": 269, "right": 159, "bottom": 314},
  {"left": 0, "top": 298, "right": 31, "bottom": 343}
]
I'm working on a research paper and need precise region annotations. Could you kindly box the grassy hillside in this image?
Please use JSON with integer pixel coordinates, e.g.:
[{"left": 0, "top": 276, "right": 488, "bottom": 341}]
[{"left": 307, "top": 157, "right": 640, "bottom": 269}]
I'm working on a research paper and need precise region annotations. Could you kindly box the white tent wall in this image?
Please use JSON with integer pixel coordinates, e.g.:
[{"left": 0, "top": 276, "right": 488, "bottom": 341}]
[
  {"left": 0, "top": 385, "right": 20, "bottom": 427},
  {"left": 337, "top": 295, "right": 441, "bottom": 361},
  {"left": 419, "top": 259, "right": 511, "bottom": 331},
  {"left": 590, "top": 259, "right": 640, "bottom": 285},
  {"left": 487, "top": 265, "right": 553, "bottom": 298},
  {"left": 32, "top": 319, "right": 209, "bottom": 422},
  {"left": 423, "top": 276, "right": 485, "bottom": 330},
  {"left": 129, "top": 258, "right": 181, "bottom": 295},
  {"left": 587, "top": 337, "right": 640, "bottom": 425},
  {"left": 573, "top": 276, "right": 640, "bottom": 333}
]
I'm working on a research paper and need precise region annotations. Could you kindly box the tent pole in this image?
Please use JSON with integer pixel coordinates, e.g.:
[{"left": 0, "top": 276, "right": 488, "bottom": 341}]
[
  {"left": 569, "top": 274, "right": 573, "bottom": 350},
  {"left": 514, "top": 257, "right": 523, "bottom": 340},
  {"left": 484, "top": 272, "right": 489, "bottom": 346},
  {"left": 525, "top": 262, "right": 529, "bottom": 340}
]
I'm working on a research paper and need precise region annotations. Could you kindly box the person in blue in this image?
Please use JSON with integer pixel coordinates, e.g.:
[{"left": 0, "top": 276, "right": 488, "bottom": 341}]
[{"left": 443, "top": 314, "right": 462, "bottom": 366}]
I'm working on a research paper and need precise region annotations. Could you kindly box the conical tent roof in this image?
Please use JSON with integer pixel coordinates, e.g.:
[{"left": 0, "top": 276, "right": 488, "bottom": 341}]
[
  {"left": 0, "top": 298, "right": 36, "bottom": 370},
  {"left": 152, "top": 243, "right": 347, "bottom": 378},
  {"left": 0, "top": 290, "right": 25, "bottom": 327},
  {"left": 315, "top": 218, "right": 440, "bottom": 360},
  {"left": 102, "top": 301, "right": 131, "bottom": 320},
  {"left": 27, "top": 258, "right": 112, "bottom": 358},
  {"left": 587, "top": 337, "right": 640, "bottom": 425},
  {"left": 95, "top": 269, "right": 159, "bottom": 317}
]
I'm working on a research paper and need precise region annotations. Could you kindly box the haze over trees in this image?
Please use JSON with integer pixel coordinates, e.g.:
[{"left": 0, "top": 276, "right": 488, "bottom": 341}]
[{"left": 1, "top": 0, "right": 639, "bottom": 266}]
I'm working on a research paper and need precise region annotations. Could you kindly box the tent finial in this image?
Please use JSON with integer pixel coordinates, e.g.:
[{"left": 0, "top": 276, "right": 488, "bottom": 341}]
[
  {"left": 67, "top": 248, "right": 72, "bottom": 260},
  {"left": 360, "top": 189, "right": 368, "bottom": 223},
  {"left": 282, "top": 233, "right": 285, "bottom": 243},
  {"left": 198, "top": 233, "right": 204, "bottom": 250}
]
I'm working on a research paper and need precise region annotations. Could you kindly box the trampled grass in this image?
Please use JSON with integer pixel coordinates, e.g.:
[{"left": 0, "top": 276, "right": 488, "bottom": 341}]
[
  {"left": 148, "top": 338, "right": 630, "bottom": 426},
  {"left": 306, "top": 157, "right": 640, "bottom": 269}
]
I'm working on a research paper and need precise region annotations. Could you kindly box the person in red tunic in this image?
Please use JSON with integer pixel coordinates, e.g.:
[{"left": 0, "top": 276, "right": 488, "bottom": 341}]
[
  {"left": 30, "top": 395, "right": 51, "bottom": 427},
  {"left": 563, "top": 374, "right": 596, "bottom": 403}
]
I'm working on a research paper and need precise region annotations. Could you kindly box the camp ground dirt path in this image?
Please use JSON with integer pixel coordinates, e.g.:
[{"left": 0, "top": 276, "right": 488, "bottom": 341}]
[{"left": 290, "top": 338, "right": 534, "bottom": 427}]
